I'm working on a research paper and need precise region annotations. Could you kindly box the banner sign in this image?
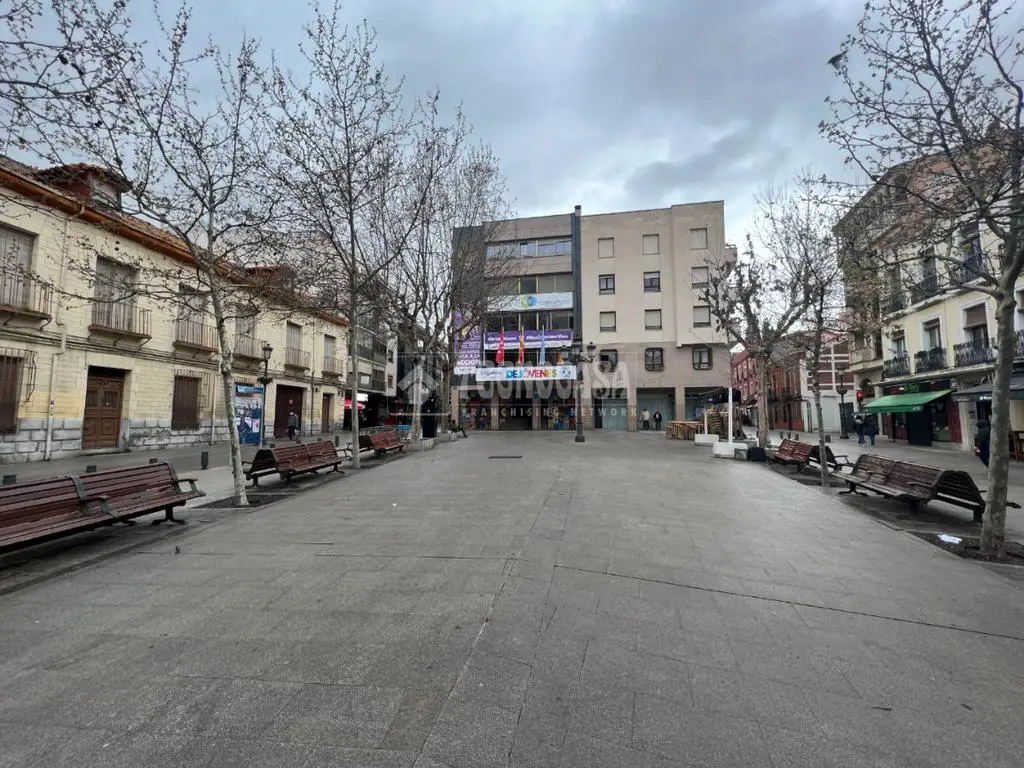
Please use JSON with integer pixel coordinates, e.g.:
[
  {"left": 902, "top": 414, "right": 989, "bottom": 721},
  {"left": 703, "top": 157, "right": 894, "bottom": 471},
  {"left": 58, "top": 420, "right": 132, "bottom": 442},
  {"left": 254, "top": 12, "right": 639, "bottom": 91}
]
[
  {"left": 488, "top": 293, "right": 573, "bottom": 312},
  {"left": 453, "top": 310, "right": 483, "bottom": 375},
  {"left": 483, "top": 329, "right": 572, "bottom": 350},
  {"left": 475, "top": 365, "right": 577, "bottom": 381}
]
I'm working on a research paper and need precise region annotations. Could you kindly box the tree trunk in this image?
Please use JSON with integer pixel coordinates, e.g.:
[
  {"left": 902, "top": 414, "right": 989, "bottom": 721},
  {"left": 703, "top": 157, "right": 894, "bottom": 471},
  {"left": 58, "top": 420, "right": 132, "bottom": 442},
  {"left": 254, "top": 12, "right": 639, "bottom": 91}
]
[
  {"left": 208, "top": 277, "right": 248, "bottom": 506},
  {"left": 813, "top": 385, "right": 828, "bottom": 488},
  {"left": 349, "top": 281, "right": 361, "bottom": 470},
  {"left": 981, "top": 290, "right": 1015, "bottom": 558},
  {"left": 756, "top": 358, "right": 770, "bottom": 447},
  {"left": 410, "top": 355, "right": 423, "bottom": 442}
]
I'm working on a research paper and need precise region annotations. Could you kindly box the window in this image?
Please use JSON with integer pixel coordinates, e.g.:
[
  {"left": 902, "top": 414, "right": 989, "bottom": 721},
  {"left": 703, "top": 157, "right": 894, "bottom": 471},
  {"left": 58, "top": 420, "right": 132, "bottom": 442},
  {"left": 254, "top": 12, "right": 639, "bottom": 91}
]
[
  {"left": 642, "top": 234, "right": 660, "bottom": 255},
  {"left": 964, "top": 305, "right": 987, "bottom": 346},
  {"left": 236, "top": 314, "right": 256, "bottom": 340},
  {"left": 598, "top": 237, "right": 614, "bottom": 259},
  {"left": 0, "top": 223, "right": 33, "bottom": 271},
  {"left": 537, "top": 240, "right": 571, "bottom": 257},
  {"left": 519, "top": 241, "right": 536, "bottom": 258},
  {"left": 324, "top": 334, "right": 336, "bottom": 360},
  {"left": 93, "top": 257, "right": 137, "bottom": 329},
  {"left": 692, "top": 346, "right": 712, "bottom": 370},
  {"left": 892, "top": 331, "right": 907, "bottom": 356},
  {"left": 689, "top": 228, "right": 708, "bottom": 250},
  {"left": 177, "top": 284, "right": 205, "bottom": 322},
  {"left": 550, "top": 310, "right": 573, "bottom": 330},
  {"left": 644, "top": 347, "right": 664, "bottom": 371},
  {"left": 171, "top": 375, "right": 201, "bottom": 430},
  {"left": 520, "top": 276, "right": 537, "bottom": 294},
  {"left": 691, "top": 266, "right": 709, "bottom": 288},
  {"left": 923, "top": 319, "right": 942, "bottom": 350},
  {"left": 598, "top": 349, "right": 618, "bottom": 371},
  {"left": 643, "top": 271, "right": 661, "bottom": 292},
  {"left": 536, "top": 274, "right": 556, "bottom": 293},
  {"left": 600, "top": 311, "right": 617, "bottom": 332},
  {"left": 693, "top": 305, "right": 711, "bottom": 328},
  {"left": 599, "top": 274, "right": 615, "bottom": 295},
  {"left": 554, "top": 273, "right": 574, "bottom": 292},
  {"left": 0, "top": 355, "right": 24, "bottom": 433},
  {"left": 287, "top": 322, "right": 303, "bottom": 349},
  {"left": 387, "top": 374, "right": 394, "bottom": 389},
  {"left": 644, "top": 309, "right": 662, "bottom": 330}
]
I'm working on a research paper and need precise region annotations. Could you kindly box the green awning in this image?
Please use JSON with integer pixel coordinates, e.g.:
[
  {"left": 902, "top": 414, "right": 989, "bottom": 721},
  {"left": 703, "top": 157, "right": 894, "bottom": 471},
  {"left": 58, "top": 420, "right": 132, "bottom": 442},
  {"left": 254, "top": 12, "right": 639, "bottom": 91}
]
[{"left": 864, "top": 389, "right": 952, "bottom": 414}]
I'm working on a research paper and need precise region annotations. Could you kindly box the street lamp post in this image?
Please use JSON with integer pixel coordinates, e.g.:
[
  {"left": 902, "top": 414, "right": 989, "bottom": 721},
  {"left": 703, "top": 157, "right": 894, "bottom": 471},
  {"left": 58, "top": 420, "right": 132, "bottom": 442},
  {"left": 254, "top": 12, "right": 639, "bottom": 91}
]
[
  {"left": 563, "top": 340, "right": 597, "bottom": 443},
  {"left": 258, "top": 343, "right": 273, "bottom": 448},
  {"left": 835, "top": 365, "right": 849, "bottom": 439}
]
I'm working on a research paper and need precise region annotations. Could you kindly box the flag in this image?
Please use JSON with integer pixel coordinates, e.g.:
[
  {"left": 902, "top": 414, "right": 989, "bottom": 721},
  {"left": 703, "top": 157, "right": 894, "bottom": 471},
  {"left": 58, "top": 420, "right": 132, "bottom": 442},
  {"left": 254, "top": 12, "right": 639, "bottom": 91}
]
[
  {"left": 538, "top": 329, "right": 546, "bottom": 365},
  {"left": 517, "top": 332, "right": 525, "bottom": 365},
  {"left": 496, "top": 330, "right": 505, "bottom": 364}
]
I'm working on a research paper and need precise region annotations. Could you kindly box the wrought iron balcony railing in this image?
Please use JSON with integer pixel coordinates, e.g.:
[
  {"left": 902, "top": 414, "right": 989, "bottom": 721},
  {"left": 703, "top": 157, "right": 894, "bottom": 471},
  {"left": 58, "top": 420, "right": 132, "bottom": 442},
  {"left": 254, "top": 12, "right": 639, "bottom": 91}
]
[
  {"left": 883, "top": 353, "right": 911, "bottom": 378},
  {"left": 285, "top": 346, "right": 311, "bottom": 369},
  {"left": 953, "top": 339, "right": 995, "bottom": 368},
  {"left": 174, "top": 318, "right": 216, "bottom": 350},
  {"left": 0, "top": 269, "right": 52, "bottom": 318},
  {"left": 909, "top": 274, "right": 940, "bottom": 304},
  {"left": 914, "top": 347, "right": 947, "bottom": 374},
  {"left": 89, "top": 300, "right": 151, "bottom": 338}
]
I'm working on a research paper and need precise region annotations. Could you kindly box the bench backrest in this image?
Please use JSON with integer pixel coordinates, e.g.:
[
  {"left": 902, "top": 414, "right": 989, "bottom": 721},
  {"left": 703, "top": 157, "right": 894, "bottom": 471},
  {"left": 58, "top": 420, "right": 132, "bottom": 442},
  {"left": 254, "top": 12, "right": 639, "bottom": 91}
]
[
  {"left": 0, "top": 476, "right": 87, "bottom": 528},
  {"left": 306, "top": 441, "right": 338, "bottom": 462},
  {"left": 777, "top": 439, "right": 812, "bottom": 460},
  {"left": 79, "top": 462, "right": 178, "bottom": 506},
  {"left": 370, "top": 431, "right": 400, "bottom": 448},
  {"left": 808, "top": 444, "right": 837, "bottom": 463},
  {"left": 248, "top": 448, "right": 277, "bottom": 473},
  {"left": 850, "top": 454, "right": 895, "bottom": 480},
  {"left": 273, "top": 444, "right": 312, "bottom": 470},
  {"left": 888, "top": 461, "right": 943, "bottom": 493}
]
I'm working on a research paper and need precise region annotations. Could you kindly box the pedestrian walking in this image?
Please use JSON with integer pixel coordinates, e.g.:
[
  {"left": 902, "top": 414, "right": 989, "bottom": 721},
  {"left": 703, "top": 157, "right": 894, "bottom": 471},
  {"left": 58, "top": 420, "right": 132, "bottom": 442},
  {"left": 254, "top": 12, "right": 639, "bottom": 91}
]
[
  {"left": 641, "top": 408, "right": 651, "bottom": 431},
  {"left": 653, "top": 410, "right": 663, "bottom": 431},
  {"left": 287, "top": 411, "right": 299, "bottom": 441},
  {"left": 864, "top": 415, "right": 877, "bottom": 446},
  {"left": 853, "top": 413, "right": 865, "bottom": 444},
  {"left": 974, "top": 419, "right": 992, "bottom": 467}
]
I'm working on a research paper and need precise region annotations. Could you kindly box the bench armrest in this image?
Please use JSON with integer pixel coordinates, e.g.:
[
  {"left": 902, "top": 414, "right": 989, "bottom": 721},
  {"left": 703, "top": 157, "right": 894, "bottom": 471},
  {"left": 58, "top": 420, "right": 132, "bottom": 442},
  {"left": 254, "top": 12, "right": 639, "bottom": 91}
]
[{"left": 174, "top": 477, "right": 201, "bottom": 493}]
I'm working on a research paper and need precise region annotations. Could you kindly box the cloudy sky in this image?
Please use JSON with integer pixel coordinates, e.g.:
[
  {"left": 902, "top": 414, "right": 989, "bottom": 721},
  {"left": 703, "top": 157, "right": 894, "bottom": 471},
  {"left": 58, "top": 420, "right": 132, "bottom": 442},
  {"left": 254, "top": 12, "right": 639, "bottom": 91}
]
[{"left": 184, "top": 0, "right": 864, "bottom": 241}]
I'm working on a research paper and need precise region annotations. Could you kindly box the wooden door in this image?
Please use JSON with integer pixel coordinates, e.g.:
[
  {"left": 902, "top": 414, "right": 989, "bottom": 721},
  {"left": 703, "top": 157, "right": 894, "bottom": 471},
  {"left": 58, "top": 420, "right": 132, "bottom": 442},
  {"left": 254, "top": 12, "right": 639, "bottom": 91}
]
[
  {"left": 273, "top": 385, "right": 304, "bottom": 438},
  {"left": 82, "top": 369, "right": 124, "bottom": 449},
  {"left": 321, "top": 393, "right": 333, "bottom": 433}
]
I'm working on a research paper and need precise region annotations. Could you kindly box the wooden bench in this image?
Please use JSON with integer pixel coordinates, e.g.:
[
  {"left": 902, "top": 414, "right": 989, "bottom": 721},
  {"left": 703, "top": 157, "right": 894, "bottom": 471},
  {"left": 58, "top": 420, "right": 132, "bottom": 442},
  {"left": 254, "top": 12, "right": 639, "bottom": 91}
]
[
  {"left": 370, "top": 431, "right": 406, "bottom": 455},
  {"left": 808, "top": 444, "right": 854, "bottom": 471},
  {"left": 78, "top": 461, "right": 204, "bottom": 526},
  {"left": 837, "top": 454, "right": 986, "bottom": 522},
  {"left": 766, "top": 439, "right": 813, "bottom": 471},
  {"left": 0, "top": 476, "right": 110, "bottom": 552},
  {"left": 244, "top": 441, "right": 343, "bottom": 486}
]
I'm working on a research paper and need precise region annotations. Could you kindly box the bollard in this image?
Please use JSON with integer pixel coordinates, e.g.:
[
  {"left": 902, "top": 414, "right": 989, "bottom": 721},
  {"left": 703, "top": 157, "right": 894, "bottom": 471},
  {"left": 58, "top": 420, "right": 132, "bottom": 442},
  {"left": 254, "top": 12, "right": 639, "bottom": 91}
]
[
  {"left": 201, "top": 451, "right": 209, "bottom": 470},
  {"left": 779, "top": 430, "right": 784, "bottom": 440},
  {"left": 2, "top": 474, "right": 16, "bottom": 486},
  {"left": 825, "top": 434, "right": 831, "bottom": 443},
  {"left": 86, "top": 464, "right": 96, "bottom": 474},
  {"left": 149, "top": 457, "right": 159, "bottom": 464},
  {"left": 334, "top": 435, "right": 340, "bottom": 448}
]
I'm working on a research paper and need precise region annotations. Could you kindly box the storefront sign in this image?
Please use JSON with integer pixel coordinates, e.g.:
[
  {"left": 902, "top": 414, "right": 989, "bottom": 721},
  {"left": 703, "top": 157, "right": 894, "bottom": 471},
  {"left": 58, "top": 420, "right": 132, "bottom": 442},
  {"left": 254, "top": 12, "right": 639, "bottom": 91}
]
[
  {"left": 483, "top": 329, "right": 573, "bottom": 350},
  {"left": 488, "top": 293, "right": 573, "bottom": 312},
  {"left": 882, "top": 378, "right": 952, "bottom": 396},
  {"left": 474, "top": 365, "right": 577, "bottom": 381}
]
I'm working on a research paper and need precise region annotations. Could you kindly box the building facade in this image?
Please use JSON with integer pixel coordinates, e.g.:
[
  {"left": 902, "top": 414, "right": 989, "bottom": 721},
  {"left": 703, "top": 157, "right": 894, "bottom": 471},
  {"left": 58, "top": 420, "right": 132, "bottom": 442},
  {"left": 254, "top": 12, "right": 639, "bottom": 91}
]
[
  {"left": 839, "top": 169, "right": 1024, "bottom": 451},
  {"left": 0, "top": 156, "right": 350, "bottom": 462},
  {"left": 451, "top": 202, "right": 733, "bottom": 431}
]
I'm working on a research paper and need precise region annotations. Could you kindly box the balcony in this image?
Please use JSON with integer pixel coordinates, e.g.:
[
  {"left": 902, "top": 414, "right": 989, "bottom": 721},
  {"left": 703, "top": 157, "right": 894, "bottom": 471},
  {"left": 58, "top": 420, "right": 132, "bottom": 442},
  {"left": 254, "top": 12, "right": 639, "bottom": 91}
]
[
  {"left": 949, "top": 253, "right": 986, "bottom": 286},
  {"left": 284, "top": 346, "right": 310, "bottom": 369},
  {"left": 0, "top": 270, "right": 52, "bottom": 320},
  {"left": 89, "top": 300, "right": 151, "bottom": 339},
  {"left": 883, "top": 292, "right": 906, "bottom": 314},
  {"left": 233, "top": 334, "right": 263, "bottom": 360},
  {"left": 909, "top": 274, "right": 940, "bottom": 304},
  {"left": 884, "top": 353, "right": 911, "bottom": 378},
  {"left": 174, "top": 318, "right": 216, "bottom": 351},
  {"left": 954, "top": 339, "right": 996, "bottom": 368},
  {"left": 850, "top": 344, "right": 883, "bottom": 367},
  {"left": 1017, "top": 330, "right": 1024, "bottom": 359},
  {"left": 914, "top": 347, "right": 947, "bottom": 374},
  {"left": 323, "top": 356, "right": 344, "bottom": 377}
]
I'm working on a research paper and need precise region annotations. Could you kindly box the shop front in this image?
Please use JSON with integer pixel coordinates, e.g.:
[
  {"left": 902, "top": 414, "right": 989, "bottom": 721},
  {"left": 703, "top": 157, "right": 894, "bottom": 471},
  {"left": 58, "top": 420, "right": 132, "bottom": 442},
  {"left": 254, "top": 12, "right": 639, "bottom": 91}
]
[
  {"left": 461, "top": 364, "right": 580, "bottom": 431},
  {"left": 866, "top": 378, "right": 959, "bottom": 447}
]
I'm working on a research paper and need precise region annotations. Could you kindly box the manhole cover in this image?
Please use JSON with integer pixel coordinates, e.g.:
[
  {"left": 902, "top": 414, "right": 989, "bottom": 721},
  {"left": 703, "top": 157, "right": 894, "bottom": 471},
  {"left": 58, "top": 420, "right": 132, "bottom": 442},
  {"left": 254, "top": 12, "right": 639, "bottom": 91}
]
[{"left": 488, "top": 455, "right": 523, "bottom": 459}]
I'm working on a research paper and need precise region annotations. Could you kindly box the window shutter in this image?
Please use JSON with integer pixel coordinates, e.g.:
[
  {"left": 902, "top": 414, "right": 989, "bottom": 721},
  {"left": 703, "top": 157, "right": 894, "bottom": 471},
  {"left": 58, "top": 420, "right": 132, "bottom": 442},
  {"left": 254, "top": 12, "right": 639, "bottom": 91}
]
[{"left": 964, "top": 305, "right": 986, "bottom": 327}]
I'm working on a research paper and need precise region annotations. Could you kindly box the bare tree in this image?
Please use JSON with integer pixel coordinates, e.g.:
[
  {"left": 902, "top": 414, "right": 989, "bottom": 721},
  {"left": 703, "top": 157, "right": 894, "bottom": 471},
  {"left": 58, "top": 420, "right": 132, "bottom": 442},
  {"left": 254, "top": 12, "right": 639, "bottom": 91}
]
[
  {"left": 266, "top": 0, "right": 451, "bottom": 466},
  {"left": 703, "top": 189, "right": 820, "bottom": 448},
  {"left": 389, "top": 124, "right": 514, "bottom": 440},
  {"left": 823, "top": 0, "right": 1024, "bottom": 556},
  {"left": 24, "top": 5, "right": 289, "bottom": 505},
  {"left": 1, "top": 0, "right": 139, "bottom": 151}
]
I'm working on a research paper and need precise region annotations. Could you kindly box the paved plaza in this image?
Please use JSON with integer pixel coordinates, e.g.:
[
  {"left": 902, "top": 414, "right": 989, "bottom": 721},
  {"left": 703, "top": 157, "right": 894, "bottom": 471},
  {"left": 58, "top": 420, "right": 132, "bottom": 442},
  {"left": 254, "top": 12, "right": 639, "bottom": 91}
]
[{"left": 1, "top": 433, "right": 1023, "bottom": 767}]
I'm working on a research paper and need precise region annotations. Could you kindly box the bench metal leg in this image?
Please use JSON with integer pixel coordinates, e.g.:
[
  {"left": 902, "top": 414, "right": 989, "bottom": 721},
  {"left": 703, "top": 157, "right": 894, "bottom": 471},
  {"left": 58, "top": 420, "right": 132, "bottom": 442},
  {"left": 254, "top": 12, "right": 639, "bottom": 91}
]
[
  {"left": 152, "top": 507, "right": 187, "bottom": 526},
  {"left": 838, "top": 482, "right": 865, "bottom": 496}
]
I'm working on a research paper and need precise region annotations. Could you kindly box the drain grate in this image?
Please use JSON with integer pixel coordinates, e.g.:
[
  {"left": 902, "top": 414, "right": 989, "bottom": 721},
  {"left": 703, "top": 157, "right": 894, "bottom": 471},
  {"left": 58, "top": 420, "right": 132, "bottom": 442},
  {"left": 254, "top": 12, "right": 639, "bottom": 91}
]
[{"left": 488, "top": 455, "right": 523, "bottom": 459}]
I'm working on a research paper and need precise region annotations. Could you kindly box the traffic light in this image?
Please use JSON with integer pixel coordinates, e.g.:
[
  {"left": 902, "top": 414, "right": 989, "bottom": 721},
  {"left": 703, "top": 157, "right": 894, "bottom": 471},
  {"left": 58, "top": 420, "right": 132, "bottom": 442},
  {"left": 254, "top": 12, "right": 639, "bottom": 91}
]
[{"left": 856, "top": 389, "right": 865, "bottom": 403}]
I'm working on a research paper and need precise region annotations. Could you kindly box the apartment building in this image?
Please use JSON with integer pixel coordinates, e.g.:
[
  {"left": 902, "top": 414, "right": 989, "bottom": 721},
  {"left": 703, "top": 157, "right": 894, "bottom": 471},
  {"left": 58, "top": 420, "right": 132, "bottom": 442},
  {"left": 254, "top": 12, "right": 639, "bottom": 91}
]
[
  {"left": 839, "top": 169, "right": 1024, "bottom": 450},
  {"left": 581, "top": 203, "right": 732, "bottom": 429},
  {"left": 0, "top": 156, "right": 350, "bottom": 462}
]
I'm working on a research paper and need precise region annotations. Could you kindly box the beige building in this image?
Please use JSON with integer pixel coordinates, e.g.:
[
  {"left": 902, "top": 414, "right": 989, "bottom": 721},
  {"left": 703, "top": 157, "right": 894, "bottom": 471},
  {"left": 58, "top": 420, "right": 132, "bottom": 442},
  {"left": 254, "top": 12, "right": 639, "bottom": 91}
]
[
  {"left": 452, "top": 202, "right": 732, "bottom": 432},
  {"left": 0, "top": 156, "right": 350, "bottom": 462},
  {"left": 840, "top": 172, "right": 1024, "bottom": 451},
  {"left": 581, "top": 202, "right": 732, "bottom": 429}
]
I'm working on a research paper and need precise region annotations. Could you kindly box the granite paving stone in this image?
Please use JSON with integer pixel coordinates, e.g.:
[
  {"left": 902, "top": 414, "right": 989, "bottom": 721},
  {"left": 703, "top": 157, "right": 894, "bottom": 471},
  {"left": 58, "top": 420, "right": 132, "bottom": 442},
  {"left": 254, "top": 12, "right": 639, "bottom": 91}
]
[{"left": 1, "top": 432, "right": 1022, "bottom": 766}]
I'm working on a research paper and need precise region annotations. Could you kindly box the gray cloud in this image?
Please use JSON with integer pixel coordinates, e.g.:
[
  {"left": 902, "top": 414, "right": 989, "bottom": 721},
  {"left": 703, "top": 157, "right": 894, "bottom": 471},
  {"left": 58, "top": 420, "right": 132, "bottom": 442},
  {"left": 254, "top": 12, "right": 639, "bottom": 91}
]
[{"left": 191, "top": 0, "right": 865, "bottom": 238}]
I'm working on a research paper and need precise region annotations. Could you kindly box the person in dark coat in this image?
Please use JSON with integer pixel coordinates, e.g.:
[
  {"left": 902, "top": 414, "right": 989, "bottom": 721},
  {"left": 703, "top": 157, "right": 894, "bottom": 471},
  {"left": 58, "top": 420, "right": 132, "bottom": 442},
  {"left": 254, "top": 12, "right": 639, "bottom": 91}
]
[{"left": 975, "top": 419, "right": 992, "bottom": 467}]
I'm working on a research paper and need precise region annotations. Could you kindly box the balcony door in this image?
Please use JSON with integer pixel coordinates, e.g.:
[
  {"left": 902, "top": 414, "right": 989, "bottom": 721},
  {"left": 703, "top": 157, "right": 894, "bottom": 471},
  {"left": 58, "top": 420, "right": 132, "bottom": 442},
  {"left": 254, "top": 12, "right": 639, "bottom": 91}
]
[
  {"left": 0, "top": 223, "right": 32, "bottom": 309},
  {"left": 94, "top": 257, "right": 137, "bottom": 331}
]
